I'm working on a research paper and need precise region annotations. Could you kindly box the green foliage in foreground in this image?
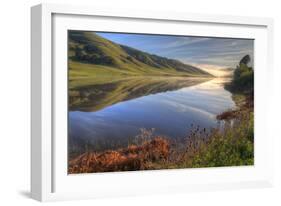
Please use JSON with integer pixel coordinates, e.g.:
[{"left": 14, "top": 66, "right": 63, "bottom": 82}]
[
  {"left": 191, "top": 113, "right": 254, "bottom": 167},
  {"left": 140, "top": 111, "right": 254, "bottom": 170}
]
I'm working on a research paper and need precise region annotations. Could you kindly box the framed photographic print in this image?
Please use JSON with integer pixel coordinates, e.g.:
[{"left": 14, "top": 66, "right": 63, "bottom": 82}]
[{"left": 31, "top": 3, "right": 274, "bottom": 201}]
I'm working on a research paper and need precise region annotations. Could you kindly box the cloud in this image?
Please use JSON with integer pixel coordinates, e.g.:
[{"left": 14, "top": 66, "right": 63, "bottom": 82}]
[{"left": 159, "top": 37, "right": 211, "bottom": 49}]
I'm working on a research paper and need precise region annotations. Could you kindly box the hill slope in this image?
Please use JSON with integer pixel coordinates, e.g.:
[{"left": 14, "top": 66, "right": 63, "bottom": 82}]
[{"left": 68, "top": 31, "right": 211, "bottom": 83}]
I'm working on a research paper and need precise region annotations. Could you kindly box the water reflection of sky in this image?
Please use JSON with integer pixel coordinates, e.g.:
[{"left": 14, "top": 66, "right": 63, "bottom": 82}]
[{"left": 69, "top": 78, "right": 235, "bottom": 150}]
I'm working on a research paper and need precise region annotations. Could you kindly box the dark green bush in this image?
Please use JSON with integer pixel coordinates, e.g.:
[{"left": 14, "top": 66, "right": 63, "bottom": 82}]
[{"left": 228, "top": 55, "right": 254, "bottom": 93}]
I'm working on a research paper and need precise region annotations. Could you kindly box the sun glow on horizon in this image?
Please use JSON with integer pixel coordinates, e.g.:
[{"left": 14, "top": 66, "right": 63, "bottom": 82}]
[{"left": 191, "top": 64, "right": 234, "bottom": 77}]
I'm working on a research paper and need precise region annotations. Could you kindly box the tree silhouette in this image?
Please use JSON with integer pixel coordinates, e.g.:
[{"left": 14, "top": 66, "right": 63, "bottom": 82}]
[{"left": 239, "top": 55, "right": 251, "bottom": 66}]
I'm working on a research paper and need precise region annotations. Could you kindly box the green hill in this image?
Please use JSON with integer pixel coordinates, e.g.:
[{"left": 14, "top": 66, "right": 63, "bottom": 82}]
[{"left": 68, "top": 31, "right": 212, "bottom": 88}]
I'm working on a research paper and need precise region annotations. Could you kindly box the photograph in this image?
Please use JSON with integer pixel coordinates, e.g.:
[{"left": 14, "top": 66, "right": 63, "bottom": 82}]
[{"left": 67, "top": 30, "right": 254, "bottom": 174}]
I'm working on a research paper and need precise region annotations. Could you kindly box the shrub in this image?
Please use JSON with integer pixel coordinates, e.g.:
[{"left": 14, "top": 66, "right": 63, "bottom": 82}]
[
  {"left": 68, "top": 137, "right": 170, "bottom": 173},
  {"left": 191, "top": 113, "right": 254, "bottom": 167}
]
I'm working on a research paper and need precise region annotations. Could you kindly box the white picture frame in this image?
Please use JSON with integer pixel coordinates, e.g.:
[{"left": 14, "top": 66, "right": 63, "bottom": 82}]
[{"left": 31, "top": 3, "right": 274, "bottom": 202}]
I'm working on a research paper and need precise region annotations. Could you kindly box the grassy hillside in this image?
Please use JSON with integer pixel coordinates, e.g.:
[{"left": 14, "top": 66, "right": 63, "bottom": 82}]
[{"left": 68, "top": 31, "right": 211, "bottom": 88}]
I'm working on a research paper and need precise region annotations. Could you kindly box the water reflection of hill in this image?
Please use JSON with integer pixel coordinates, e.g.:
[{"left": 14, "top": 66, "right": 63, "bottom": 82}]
[{"left": 69, "top": 77, "right": 211, "bottom": 112}]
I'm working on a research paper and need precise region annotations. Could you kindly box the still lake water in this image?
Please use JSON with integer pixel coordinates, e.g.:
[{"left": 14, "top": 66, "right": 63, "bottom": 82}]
[{"left": 69, "top": 78, "right": 235, "bottom": 153}]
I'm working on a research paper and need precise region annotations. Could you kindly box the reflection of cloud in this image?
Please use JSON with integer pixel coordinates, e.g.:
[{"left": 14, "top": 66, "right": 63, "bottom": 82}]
[
  {"left": 157, "top": 78, "right": 235, "bottom": 117},
  {"left": 161, "top": 98, "right": 215, "bottom": 119}
]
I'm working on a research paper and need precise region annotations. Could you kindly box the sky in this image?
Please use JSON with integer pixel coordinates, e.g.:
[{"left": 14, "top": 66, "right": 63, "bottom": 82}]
[{"left": 95, "top": 32, "right": 254, "bottom": 73}]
